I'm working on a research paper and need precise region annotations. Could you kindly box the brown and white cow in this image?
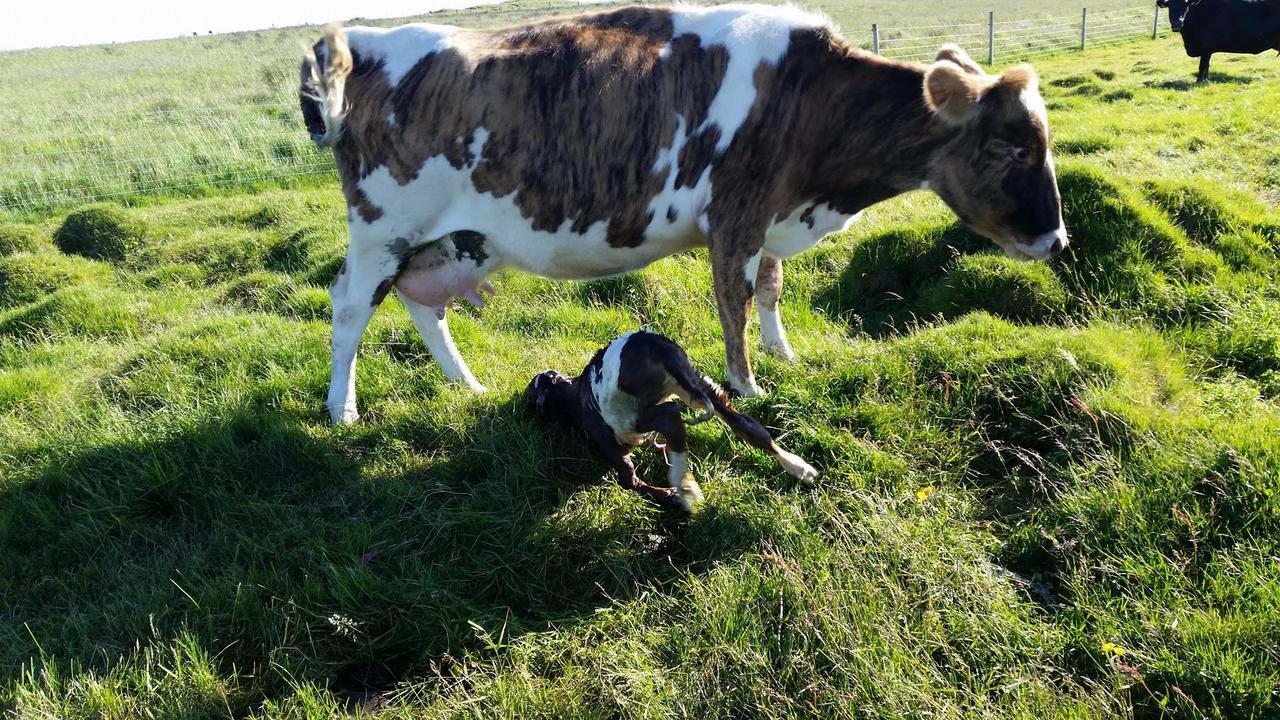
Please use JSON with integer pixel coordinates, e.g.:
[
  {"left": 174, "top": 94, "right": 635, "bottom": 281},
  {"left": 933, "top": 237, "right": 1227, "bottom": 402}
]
[{"left": 301, "top": 3, "right": 1067, "bottom": 425}]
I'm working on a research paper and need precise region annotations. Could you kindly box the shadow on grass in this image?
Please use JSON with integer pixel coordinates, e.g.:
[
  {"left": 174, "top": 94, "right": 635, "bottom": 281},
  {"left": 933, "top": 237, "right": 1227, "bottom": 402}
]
[
  {"left": 1148, "top": 70, "right": 1256, "bottom": 91},
  {"left": 0, "top": 392, "right": 760, "bottom": 710}
]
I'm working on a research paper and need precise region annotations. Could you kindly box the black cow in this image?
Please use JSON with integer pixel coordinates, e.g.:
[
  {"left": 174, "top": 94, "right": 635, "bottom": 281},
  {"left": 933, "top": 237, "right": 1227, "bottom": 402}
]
[{"left": 1157, "top": 0, "right": 1280, "bottom": 82}]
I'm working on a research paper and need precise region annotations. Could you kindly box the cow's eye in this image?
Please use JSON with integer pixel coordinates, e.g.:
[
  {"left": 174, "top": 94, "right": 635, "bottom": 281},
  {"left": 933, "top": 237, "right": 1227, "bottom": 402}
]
[{"left": 1012, "top": 146, "right": 1031, "bottom": 162}]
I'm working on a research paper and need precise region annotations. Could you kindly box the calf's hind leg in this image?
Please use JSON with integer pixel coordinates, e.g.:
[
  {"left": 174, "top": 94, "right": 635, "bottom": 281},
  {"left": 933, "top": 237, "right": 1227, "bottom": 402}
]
[
  {"left": 715, "top": 404, "right": 819, "bottom": 485},
  {"left": 638, "top": 402, "right": 704, "bottom": 506},
  {"left": 590, "top": 426, "right": 683, "bottom": 509}
]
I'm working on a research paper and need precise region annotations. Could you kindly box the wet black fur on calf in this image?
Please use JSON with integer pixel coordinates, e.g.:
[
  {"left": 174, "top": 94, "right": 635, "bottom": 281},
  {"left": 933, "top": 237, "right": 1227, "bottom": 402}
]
[{"left": 525, "top": 331, "right": 781, "bottom": 507}]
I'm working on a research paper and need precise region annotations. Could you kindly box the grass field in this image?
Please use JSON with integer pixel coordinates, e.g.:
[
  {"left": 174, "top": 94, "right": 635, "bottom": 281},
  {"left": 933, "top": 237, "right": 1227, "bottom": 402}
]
[
  {"left": 3, "top": 8, "right": 1280, "bottom": 720},
  {"left": 0, "top": 0, "right": 1163, "bottom": 212}
]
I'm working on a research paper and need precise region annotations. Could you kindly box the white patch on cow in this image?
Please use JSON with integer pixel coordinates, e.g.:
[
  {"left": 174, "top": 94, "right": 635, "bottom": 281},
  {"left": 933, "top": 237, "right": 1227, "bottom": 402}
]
[
  {"left": 643, "top": 115, "right": 716, "bottom": 241},
  {"left": 345, "top": 23, "right": 462, "bottom": 88},
  {"left": 669, "top": 4, "right": 831, "bottom": 152},
  {"left": 763, "top": 203, "right": 858, "bottom": 259},
  {"left": 469, "top": 127, "right": 489, "bottom": 166},
  {"left": 744, "top": 250, "right": 762, "bottom": 285},
  {"left": 591, "top": 332, "right": 648, "bottom": 446}
]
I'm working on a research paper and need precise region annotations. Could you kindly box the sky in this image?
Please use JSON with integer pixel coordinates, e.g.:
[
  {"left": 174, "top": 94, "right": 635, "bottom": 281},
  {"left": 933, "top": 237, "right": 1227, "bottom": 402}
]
[{"left": 1, "top": 0, "right": 507, "bottom": 51}]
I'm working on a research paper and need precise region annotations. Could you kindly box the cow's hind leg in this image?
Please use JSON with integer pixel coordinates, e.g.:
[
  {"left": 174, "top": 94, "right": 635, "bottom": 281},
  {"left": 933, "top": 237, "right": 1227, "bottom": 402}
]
[
  {"left": 638, "top": 402, "right": 703, "bottom": 506},
  {"left": 755, "top": 255, "right": 795, "bottom": 360},
  {"left": 399, "top": 297, "right": 486, "bottom": 392},
  {"left": 591, "top": 428, "right": 682, "bottom": 509},
  {"left": 327, "top": 242, "right": 401, "bottom": 425}
]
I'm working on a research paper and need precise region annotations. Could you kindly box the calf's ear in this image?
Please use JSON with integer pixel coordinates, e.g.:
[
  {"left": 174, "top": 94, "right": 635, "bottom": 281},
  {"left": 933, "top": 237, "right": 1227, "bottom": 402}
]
[{"left": 924, "top": 61, "right": 988, "bottom": 125}]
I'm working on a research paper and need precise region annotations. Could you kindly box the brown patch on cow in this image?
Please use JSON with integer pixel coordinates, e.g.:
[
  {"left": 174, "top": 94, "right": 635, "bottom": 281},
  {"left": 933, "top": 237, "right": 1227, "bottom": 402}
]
[
  {"left": 332, "top": 6, "right": 729, "bottom": 248},
  {"left": 755, "top": 254, "right": 784, "bottom": 310}
]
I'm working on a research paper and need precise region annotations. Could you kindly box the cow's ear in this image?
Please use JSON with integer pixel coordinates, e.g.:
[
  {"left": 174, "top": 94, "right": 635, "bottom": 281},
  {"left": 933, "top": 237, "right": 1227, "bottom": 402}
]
[
  {"left": 934, "top": 44, "right": 984, "bottom": 75},
  {"left": 925, "top": 61, "right": 988, "bottom": 125},
  {"left": 996, "top": 64, "right": 1039, "bottom": 93}
]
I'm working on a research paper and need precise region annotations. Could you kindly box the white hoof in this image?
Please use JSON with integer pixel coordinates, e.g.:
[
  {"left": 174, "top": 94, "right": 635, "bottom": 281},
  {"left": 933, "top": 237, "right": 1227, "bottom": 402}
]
[
  {"left": 330, "top": 406, "right": 360, "bottom": 426},
  {"left": 460, "top": 379, "right": 487, "bottom": 393},
  {"left": 762, "top": 341, "right": 796, "bottom": 361},
  {"left": 671, "top": 474, "right": 704, "bottom": 510},
  {"left": 778, "top": 450, "right": 818, "bottom": 485},
  {"left": 731, "top": 376, "right": 765, "bottom": 398}
]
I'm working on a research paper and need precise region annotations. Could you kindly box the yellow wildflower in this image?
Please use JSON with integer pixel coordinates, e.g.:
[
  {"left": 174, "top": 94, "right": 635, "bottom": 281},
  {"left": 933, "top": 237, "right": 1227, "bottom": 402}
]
[
  {"left": 915, "top": 486, "right": 935, "bottom": 502},
  {"left": 1102, "top": 642, "right": 1127, "bottom": 656}
]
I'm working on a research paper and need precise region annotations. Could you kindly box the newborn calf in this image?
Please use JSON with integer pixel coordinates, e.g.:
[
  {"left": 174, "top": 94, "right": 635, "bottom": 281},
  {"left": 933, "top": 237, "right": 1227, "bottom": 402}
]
[{"left": 525, "top": 331, "right": 818, "bottom": 509}]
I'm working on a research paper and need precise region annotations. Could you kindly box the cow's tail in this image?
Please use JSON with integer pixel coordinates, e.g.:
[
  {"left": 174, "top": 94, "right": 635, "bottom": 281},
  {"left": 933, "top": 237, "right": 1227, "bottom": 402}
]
[{"left": 301, "top": 23, "right": 353, "bottom": 147}]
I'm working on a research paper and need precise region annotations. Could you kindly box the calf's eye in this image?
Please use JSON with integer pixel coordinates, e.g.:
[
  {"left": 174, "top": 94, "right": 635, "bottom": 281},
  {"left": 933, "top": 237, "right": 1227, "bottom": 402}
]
[{"left": 1012, "top": 147, "right": 1031, "bottom": 162}]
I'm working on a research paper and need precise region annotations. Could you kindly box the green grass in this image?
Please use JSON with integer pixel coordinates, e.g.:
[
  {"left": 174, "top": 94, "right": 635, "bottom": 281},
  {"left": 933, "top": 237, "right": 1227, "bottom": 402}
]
[{"left": 3, "top": 19, "right": 1280, "bottom": 720}]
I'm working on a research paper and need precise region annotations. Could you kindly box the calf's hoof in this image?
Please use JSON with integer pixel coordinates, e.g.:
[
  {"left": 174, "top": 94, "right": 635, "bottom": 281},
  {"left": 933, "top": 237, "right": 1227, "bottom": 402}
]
[{"left": 778, "top": 450, "right": 819, "bottom": 486}]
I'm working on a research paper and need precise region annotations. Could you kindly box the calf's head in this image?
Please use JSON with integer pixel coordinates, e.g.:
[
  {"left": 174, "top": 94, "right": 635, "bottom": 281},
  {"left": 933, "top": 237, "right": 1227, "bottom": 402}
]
[
  {"left": 924, "top": 46, "right": 1068, "bottom": 260},
  {"left": 525, "top": 370, "right": 577, "bottom": 426}
]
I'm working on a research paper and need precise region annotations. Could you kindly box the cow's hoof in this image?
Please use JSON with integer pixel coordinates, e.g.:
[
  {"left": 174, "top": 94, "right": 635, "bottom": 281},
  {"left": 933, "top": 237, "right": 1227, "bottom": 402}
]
[
  {"left": 330, "top": 407, "right": 360, "bottom": 426},
  {"left": 728, "top": 373, "right": 765, "bottom": 398},
  {"left": 763, "top": 342, "right": 796, "bottom": 361}
]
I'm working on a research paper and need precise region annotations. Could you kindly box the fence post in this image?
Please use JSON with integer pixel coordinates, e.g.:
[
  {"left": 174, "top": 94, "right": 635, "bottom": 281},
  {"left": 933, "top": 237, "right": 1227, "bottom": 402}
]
[
  {"left": 987, "top": 11, "right": 995, "bottom": 65},
  {"left": 872, "top": 23, "right": 879, "bottom": 54},
  {"left": 1153, "top": 2, "right": 1160, "bottom": 39},
  {"left": 1080, "top": 8, "right": 1087, "bottom": 50}
]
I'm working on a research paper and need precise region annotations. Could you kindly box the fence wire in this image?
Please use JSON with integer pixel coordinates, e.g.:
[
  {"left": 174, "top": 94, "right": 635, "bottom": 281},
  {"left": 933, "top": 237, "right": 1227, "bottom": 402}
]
[{"left": 0, "top": 3, "right": 1171, "bottom": 213}]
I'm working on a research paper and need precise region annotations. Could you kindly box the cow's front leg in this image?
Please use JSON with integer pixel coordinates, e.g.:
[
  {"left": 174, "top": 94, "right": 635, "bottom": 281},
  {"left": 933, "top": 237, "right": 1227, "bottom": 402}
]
[
  {"left": 755, "top": 254, "right": 794, "bottom": 360},
  {"left": 327, "top": 243, "right": 400, "bottom": 425},
  {"left": 711, "top": 234, "right": 765, "bottom": 397}
]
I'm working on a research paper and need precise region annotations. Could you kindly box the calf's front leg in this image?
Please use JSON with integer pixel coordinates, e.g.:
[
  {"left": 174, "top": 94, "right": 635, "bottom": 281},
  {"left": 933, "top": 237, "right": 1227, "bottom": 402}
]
[
  {"left": 589, "top": 426, "right": 682, "bottom": 508},
  {"left": 638, "top": 402, "right": 703, "bottom": 507}
]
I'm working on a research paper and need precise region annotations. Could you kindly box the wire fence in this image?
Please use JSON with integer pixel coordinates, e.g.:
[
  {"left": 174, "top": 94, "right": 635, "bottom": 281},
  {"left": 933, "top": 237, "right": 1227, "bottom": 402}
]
[
  {"left": 0, "top": 3, "right": 1171, "bottom": 214},
  {"left": 874, "top": 4, "right": 1166, "bottom": 64}
]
